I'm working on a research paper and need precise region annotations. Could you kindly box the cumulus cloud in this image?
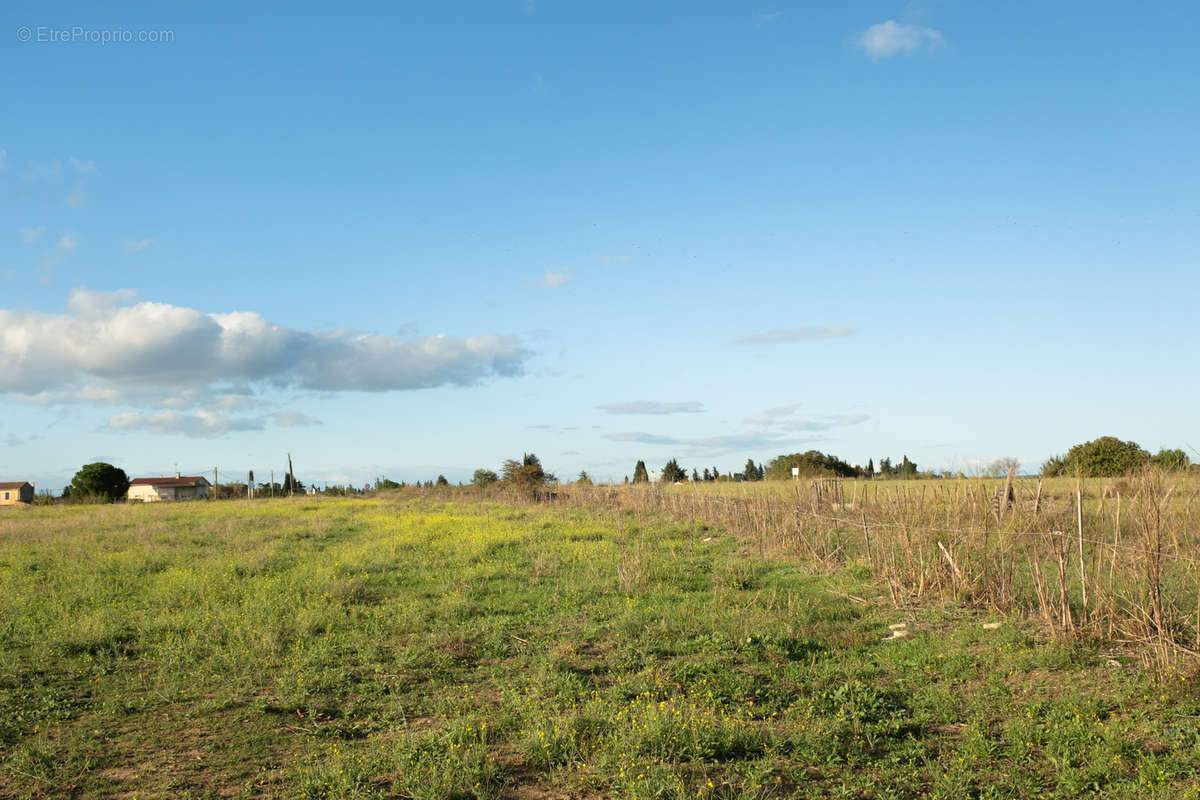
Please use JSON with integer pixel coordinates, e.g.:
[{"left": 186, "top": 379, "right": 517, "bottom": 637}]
[
  {"left": 858, "top": 20, "right": 944, "bottom": 59},
  {"left": 598, "top": 401, "right": 705, "bottom": 415},
  {"left": 19, "top": 226, "right": 45, "bottom": 244},
  {"left": 56, "top": 234, "right": 79, "bottom": 251},
  {"left": 736, "top": 325, "right": 853, "bottom": 344},
  {"left": 0, "top": 288, "right": 532, "bottom": 401},
  {"left": 108, "top": 409, "right": 266, "bottom": 438},
  {"left": 537, "top": 270, "right": 570, "bottom": 289}
]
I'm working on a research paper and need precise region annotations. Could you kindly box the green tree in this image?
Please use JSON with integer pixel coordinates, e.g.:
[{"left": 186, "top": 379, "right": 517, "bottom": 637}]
[
  {"left": 765, "top": 450, "right": 859, "bottom": 480},
  {"left": 503, "top": 453, "right": 551, "bottom": 497},
  {"left": 69, "top": 462, "right": 129, "bottom": 502},
  {"left": 742, "top": 458, "right": 761, "bottom": 482},
  {"left": 576, "top": 470, "right": 593, "bottom": 485},
  {"left": 632, "top": 460, "right": 649, "bottom": 484},
  {"left": 1151, "top": 448, "right": 1190, "bottom": 471},
  {"left": 472, "top": 468, "right": 500, "bottom": 487},
  {"left": 661, "top": 458, "right": 687, "bottom": 483},
  {"left": 436, "top": 475, "right": 449, "bottom": 486},
  {"left": 866, "top": 458, "right": 874, "bottom": 477},
  {"left": 1044, "top": 437, "right": 1150, "bottom": 477}
]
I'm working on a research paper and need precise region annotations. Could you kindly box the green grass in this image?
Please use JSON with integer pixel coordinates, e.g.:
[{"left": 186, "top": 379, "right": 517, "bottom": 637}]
[{"left": 2, "top": 498, "right": 1200, "bottom": 798}]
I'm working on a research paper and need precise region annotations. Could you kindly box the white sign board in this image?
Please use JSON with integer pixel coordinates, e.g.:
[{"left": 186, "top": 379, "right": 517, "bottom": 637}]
[{"left": 791, "top": 467, "right": 800, "bottom": 477}]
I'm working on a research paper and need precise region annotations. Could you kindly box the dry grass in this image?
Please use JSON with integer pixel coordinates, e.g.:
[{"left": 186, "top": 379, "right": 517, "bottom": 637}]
[{"left": 465, "top": 470, "right": 1200, "bottom": 669}]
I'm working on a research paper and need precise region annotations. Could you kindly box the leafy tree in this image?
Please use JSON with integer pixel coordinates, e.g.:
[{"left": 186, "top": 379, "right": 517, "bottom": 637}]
[
  {"left": 766, "top": 450, "right": 860, "bottom": 480},
  {"left": 377, "top": 478, "right": 402, "bottom": 490},
  {"left": 661, "top": 458, "right": 687, "bottom": 483},
  {"left": 691, "top": 469, "right": 700, "bottom": 482},
  {"left": 69, "top": 462, "right": 129, "bottom": 502},
  {"left": 472, "top": 468, "right": 500, "bottom": 487},
  {"left": 742, "top": 459, "right": 762, "bottom": 482},
  {"left": 898, "top": 455, "right": 918, "bottom": 477},
  {"left": 866, "top": 458, "right": 874, "bottom": 477},
  {"left": 576, "top": 470, "right": 593, "bottom": 485},
  {"left": 1151, "top": 448, "right": 1190, "bottom": 471},
  {"left": 702, "top": 468, "right": 711, "bottom": 481},
  {"left": 436, "top": 475, "right": 449, "bottom": 486},
  {"left": 632, "top": 460, "right": 649, "bottom": 484},
  {"left": 1043, "top": 437, "right": 1150, "bottom": 477},
  {"left": 503, "top": 453, "right": 551, "bottom": 497}
]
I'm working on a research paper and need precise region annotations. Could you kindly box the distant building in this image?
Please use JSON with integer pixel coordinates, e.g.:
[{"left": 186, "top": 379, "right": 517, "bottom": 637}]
[
  {"left": 0, "top": 482, "right": 34, "bottom": 506},
  {"left": 127, "top": 474, "right": 211, "bottom": 502}
]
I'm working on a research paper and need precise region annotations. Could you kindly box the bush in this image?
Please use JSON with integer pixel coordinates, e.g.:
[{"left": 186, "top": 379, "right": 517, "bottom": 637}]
[
  {"left": 766, "top": 450, "right": 859, "bottom": 479},
  {"left": 1042, "top": 437, "right": 1149, "bottom": 477},
  {"left": 472, "top": 469, "right": 499, "bottom": 487}
]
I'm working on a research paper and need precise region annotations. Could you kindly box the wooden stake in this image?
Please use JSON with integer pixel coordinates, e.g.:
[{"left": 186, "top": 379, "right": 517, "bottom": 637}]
[{"left": 1077, "top": 479, "right": 1088, "bottom": 627}]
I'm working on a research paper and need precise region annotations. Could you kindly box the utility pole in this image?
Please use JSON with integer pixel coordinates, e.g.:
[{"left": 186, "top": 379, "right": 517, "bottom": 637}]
[
  {"left": 213, "top": 467, "right": 218, "bottom": 501},
  {"left": 270, "top": 470, "right": 274, "bottom": 498}
]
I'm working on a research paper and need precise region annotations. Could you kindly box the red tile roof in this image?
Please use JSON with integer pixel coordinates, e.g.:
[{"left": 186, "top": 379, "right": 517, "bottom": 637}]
[
  {"left": 0, "top": 481, "right": 32, "bottom": 490},
  {"left": 129, "top": 476, "right": 210, "bottom": 487}
]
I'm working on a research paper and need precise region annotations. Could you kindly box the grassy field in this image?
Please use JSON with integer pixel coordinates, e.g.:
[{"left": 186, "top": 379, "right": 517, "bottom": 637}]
[{"left": 3, "top": 497, "right": 1200, "bottom": 799}]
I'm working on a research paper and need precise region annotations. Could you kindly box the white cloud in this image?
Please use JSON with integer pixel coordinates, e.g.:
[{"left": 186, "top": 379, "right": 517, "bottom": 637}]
[
  {"left": 537, "top": 270, "right": 570, "bottom": 289},
  {"left": 785, "top": 414, "right": 870, "bottom": 432},
  {"left": 755, "top": 11, "right": 782, "bottom": 27},
  {"left": 108, "top": 409, "right": 266, "bottom": 438},
  {"left": 604, "top": 429, "right": 816, "bottom": 457},
  {"left": 736, "top": 325, "right": 853, "bottom": 344},
  {"left": 56, "top": 234, "right": 78, "bottom": 251},
  {"left": 64, "top": 186, "right": 86, "bottom": 208},
  {"left": 747, "top": 403, "right": 870, "bottom": 431},
  {"left": 19, "top": 226, "right": 46, "bottom": 245},
  {"left": 598, "top": 401, "right": 705, "bottom": 415},
  {"left": 123, "top": 238, "right": 152, "bottom": 253},
  {"left": 858, "top": 20, "right": 944, "bottom": 59},
  {"left": 68, "top": 156, "right": 96, "bottom": 173},
  {"left": 745, "top": 403, "right": 803, "bottom": 425},
  {"left": 0, "top": 288, "right": 532, "bottom": 400},
  {"left": 214, "top": 394, "right": 254, "bottom": 410},
  {"left": 274, "top": 411, "right": 322, "bottom": 427}
]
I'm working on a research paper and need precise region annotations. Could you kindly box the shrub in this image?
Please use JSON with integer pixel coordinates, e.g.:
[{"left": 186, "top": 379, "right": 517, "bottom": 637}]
[{"left": 1042, "top": 437, "right": 1150, "bottom": 477}]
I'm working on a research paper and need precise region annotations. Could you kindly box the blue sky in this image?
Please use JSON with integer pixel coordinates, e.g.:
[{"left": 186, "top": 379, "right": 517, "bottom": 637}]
[{"left": 2, "top": 1, "right": 1197, "bottom": 489}]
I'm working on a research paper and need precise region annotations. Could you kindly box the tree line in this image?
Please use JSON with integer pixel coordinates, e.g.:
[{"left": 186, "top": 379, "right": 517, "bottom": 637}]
[{"left": 43, "top": 435, "right": 1197, "bottom": 505}]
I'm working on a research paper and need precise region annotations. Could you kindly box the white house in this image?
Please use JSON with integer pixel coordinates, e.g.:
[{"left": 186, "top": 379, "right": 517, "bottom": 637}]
[{"left": 127, "top": 474, "right": 211, "bottom": 502}]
